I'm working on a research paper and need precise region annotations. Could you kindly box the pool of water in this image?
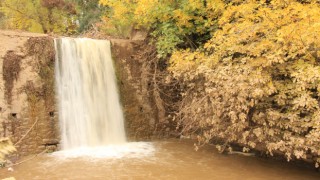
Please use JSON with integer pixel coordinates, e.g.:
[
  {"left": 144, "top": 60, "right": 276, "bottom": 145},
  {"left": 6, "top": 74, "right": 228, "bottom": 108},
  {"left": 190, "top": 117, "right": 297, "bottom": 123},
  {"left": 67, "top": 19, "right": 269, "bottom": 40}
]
[{"left": 1, "top": 139, "right": 319, "bottom": 180}]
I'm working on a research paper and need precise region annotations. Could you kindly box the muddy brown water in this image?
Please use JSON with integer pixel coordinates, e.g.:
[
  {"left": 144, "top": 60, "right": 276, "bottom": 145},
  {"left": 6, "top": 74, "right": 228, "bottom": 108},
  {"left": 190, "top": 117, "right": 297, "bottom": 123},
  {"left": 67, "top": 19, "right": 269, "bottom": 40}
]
[{"left": 1, "top": 139, "right": 319, "bottom": 180}]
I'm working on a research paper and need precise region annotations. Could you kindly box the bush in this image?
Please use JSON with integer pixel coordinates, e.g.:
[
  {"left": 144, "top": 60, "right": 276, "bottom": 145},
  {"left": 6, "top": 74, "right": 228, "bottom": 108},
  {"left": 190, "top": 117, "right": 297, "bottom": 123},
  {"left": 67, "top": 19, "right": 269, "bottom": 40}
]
[{"left": 169, "top": 0, "right": 320, "bottom": 167}]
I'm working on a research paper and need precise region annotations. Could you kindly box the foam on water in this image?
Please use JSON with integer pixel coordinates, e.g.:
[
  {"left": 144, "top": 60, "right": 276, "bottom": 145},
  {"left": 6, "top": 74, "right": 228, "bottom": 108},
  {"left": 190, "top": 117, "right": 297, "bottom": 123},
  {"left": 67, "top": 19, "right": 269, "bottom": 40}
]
[{"left": 51, "top": 142, "right": 155, "bottom": 159}]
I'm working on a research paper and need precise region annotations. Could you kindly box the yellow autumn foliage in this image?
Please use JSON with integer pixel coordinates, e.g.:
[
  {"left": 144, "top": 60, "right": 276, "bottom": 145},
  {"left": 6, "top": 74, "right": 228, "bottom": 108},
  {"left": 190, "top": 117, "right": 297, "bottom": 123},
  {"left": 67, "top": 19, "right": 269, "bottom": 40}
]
[
  {"left": 0, "top": 0, "right": 76, "bottom": 34},
  {"left": 99, "top": 0, "right": 224, "bottom": 56}
]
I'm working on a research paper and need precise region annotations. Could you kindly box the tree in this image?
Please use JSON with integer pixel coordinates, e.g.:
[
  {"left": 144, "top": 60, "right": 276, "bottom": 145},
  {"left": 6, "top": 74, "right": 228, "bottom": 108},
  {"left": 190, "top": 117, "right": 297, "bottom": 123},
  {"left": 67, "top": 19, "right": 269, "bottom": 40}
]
[
  {"left": 72, "top": 0, "right": 105, "bottom": 33},
  {"left": 0, "top": 0, "right": 77, "bottom": 34},
  {"left": 99, "top": 0, "right": 224, "bottom": 57}
]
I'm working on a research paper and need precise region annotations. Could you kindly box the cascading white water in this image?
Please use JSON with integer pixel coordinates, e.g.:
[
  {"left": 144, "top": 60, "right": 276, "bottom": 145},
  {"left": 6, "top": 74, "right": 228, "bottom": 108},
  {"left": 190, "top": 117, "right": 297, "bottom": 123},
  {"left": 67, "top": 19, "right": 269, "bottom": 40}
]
[{"left": 54, "top": 38, "right": 126, "bottom": 150}]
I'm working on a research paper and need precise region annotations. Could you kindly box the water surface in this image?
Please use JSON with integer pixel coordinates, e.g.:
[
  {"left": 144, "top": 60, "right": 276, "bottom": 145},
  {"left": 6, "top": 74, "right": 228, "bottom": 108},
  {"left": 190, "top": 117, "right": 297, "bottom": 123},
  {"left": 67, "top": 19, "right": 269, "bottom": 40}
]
[{"left": 1, "top": 140, "right": 319, "bottom": 180}]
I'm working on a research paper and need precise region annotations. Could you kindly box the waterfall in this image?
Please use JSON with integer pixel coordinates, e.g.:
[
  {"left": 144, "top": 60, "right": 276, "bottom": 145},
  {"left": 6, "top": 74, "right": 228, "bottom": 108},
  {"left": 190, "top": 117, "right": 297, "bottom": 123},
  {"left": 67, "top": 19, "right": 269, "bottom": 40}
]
[{"left": 54, "top": 38, "right": 126, "bottom": 150}]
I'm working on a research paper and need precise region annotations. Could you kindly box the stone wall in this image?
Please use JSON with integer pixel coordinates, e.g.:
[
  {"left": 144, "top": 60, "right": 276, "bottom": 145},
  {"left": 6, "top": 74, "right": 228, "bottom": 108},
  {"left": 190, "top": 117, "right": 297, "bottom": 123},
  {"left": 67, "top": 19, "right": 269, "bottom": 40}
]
[{"left": 0, "top": 30, "right": 58, "bottom": 156}]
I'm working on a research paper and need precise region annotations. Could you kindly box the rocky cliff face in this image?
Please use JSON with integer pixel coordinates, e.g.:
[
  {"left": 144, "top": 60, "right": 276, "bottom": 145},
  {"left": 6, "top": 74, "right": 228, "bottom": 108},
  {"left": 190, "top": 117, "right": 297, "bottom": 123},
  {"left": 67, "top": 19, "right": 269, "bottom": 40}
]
[
  {"left": 112, "top": 39, "right": 157, "bottom": 140},
  {"left": 0, "top": 30, "right": 162, "bottom": 156}
]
